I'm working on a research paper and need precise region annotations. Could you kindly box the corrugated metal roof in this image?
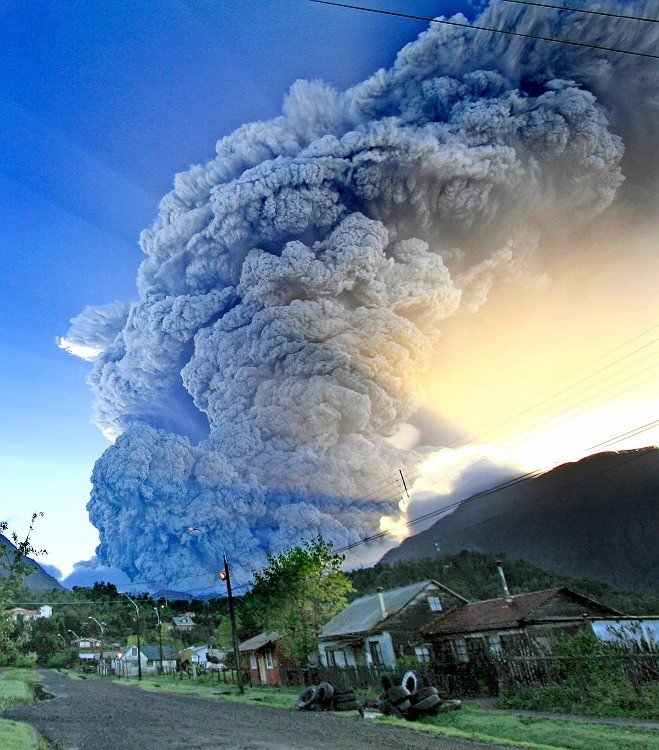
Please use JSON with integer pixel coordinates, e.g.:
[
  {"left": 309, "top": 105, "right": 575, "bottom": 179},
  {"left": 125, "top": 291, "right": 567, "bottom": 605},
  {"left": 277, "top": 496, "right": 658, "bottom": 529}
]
[
  {"left": 141, "top": 644, "right": 175, "bottom": 661},
  {"left": 238, "top": 631, "right": 280, "bottom": 652},
  {"left": 320, "top": 580, "right": 436, "bottom": 639}
]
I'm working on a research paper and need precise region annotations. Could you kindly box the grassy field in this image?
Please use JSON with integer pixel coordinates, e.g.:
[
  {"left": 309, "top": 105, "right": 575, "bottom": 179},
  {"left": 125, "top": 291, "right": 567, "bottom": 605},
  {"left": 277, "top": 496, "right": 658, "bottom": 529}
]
[
  {"left": 119, "top": 675, "right": 659, "bottom": 750},
  {"left": 0, "top": 669, "right": 46, "bottom": 750}
]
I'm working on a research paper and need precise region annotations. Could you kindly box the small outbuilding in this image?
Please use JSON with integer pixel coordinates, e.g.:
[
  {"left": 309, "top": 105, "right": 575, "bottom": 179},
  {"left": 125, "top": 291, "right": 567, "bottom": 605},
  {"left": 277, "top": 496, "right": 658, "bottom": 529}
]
[{"left": 239, "top": 631, "right": 290, "bottom": 685}]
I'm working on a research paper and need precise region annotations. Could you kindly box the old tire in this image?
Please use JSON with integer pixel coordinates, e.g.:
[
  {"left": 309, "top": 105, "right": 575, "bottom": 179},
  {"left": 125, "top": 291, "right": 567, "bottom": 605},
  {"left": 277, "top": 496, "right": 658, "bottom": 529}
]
[
  {"left": 297, "top": 685, "right": 320, "bottom": 710},
  {"left": 413, "top": 694, "right": 441, "bottom": 715},
  {"left": 334, "top": 686, "right": 355, "bottom": 696},
  {"left": 317, "top": 682, "right": 335, "bottom": 701},
  {"left": 335, "top": 699, "right": 359, "bottom": 711},
  {"left": 401, "top": 669, "right": 422, "bottom": 695},
  {"left": 387, "top": 686, "right": 412, "bottom": 706},
  {"left": 412, "top": 686, "right": 438, "bottom": 703},
  {"left": 380, "top": 673, "right": 394, "bottom": 691}
]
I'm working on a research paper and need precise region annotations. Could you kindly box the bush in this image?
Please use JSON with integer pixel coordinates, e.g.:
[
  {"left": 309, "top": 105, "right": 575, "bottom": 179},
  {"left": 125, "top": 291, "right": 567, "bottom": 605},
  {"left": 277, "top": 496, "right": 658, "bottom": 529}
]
[
  {"left": 46, "top": 649, "right": 78, "bottom": 669},
  {"left": 498, "top": 632, "right": 659, "bottom": 719}
]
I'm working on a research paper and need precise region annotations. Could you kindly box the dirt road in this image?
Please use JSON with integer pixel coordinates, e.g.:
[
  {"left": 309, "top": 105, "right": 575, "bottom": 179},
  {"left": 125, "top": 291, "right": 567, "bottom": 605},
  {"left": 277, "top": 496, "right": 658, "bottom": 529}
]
[{"left": 4, "top": 670, "right": 511, "bottom": 750}]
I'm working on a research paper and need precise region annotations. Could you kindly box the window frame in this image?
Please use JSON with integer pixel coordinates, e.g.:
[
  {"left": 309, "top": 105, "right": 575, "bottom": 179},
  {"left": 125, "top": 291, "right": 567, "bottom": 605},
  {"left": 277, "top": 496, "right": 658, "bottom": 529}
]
[{"left": 427, "top": 595, "right": 443, "bottom": 612}]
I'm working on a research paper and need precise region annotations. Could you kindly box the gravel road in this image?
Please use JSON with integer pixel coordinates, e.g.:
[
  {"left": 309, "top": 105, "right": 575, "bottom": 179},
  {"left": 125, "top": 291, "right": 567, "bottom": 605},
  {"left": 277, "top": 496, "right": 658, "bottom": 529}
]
[{"left": 4, "top": 670, "right": 513, "bottom": 750}]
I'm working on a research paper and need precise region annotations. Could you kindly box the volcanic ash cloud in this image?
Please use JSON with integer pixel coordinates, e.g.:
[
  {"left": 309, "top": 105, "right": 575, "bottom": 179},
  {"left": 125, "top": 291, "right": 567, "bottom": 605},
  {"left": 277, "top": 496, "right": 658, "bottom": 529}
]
[{"left": 61, "top": 1, "right": 657, "bottom": 590}]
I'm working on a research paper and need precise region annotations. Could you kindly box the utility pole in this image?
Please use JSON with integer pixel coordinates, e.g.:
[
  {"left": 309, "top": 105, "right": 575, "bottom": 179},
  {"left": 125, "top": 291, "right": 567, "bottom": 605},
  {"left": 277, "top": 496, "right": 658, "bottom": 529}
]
[
  {"left": 123, "top": 593, "right": 142, "bottom": 681},
  {"left": 154, "top": 606, "right": 164, "bottom": 674},
  {"left": 187, "top": 527, "right": 244, "bottom": 693},
  {"left": 222, "top": 553, "right": 244, "bottom": 694}
]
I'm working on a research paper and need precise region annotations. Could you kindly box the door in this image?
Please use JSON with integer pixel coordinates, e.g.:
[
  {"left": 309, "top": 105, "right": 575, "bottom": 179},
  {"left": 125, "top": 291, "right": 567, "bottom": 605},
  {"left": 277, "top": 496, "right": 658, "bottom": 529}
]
[{"left": 257, "top": 653, "right": 267, "bottom": 684}]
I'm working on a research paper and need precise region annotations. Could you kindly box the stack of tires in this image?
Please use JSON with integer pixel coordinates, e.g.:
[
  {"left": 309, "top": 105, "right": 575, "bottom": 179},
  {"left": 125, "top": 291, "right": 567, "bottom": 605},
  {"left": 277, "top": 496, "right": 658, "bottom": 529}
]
[
  {"left": 297, "top": 682, "right": 359, "bottom": 711},
  {"left": 378, "top": 672, "right": 453, "bottom": 720}
]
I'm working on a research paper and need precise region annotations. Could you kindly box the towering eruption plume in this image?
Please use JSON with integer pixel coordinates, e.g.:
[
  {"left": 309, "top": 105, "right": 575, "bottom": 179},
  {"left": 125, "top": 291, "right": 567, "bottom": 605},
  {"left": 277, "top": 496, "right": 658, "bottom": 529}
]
[{"left": 61, "top": 1, "right": 657, "bottom": 590}]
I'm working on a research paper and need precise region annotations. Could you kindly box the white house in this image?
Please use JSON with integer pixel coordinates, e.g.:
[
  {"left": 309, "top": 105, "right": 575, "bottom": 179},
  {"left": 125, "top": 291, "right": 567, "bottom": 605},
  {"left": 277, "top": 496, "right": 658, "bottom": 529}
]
[
  {"left": 171, "top": 614, "right": 195, "bottom": 631},
  {"left": 112, "top": 644, "right": 177, "bottom": 675},
  {"left": 8, "top": 605, "right": 53, "bottom": 621}
]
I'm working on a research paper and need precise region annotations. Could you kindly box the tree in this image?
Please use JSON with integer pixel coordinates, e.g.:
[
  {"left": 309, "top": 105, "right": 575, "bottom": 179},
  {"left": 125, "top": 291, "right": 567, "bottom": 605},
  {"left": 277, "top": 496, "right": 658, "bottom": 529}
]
[
  {"left": 0, "top": 513, "right": 46, "bottom": 666},
  {"left": 242, "top": 536, "right": 354, "bottom": 664}
]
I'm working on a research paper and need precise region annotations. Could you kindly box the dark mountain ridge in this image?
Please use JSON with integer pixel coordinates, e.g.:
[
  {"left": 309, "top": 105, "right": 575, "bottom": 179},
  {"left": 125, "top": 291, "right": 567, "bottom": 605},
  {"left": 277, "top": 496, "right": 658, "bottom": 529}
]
[
  {"left": 381, "top": 448, "right": 658, "bottom": 594},
  {"left": 0, "top": 534, "right": 64, "bottom": 591}
]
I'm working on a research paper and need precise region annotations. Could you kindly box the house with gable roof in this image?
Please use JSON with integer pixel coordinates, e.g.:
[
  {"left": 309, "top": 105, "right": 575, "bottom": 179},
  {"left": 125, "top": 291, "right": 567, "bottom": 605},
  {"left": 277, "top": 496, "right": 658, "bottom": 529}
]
[
  {"left": 421, "top": 586, "right": 621, "bottom": 662},
  {"left": 318, "top": 579, "right": 468, "bottom": 668}
]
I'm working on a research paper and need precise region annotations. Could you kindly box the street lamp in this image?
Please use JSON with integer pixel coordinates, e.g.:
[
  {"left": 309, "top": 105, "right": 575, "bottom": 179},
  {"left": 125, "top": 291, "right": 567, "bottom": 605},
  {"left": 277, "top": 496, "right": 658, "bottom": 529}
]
[
  {"left": 153, "top": 606, "right": 164, "bottom": 674},
  {"left": 187, "top": 526, "right": 243, "bottom": 693},
  {"left": 88, "top": 616, "right": 106, "bottom": 667},
  {"left": 67, "top": 629, "right": 80, "bottom": 641},
  {"left": 122, "top": 593, "right": 142, "bottom": 681}
]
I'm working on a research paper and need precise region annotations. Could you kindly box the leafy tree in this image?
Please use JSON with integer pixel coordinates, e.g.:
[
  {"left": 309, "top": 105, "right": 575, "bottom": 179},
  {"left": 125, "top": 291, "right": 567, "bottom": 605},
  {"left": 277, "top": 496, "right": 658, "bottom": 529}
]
[
  {"left": 0, "top": 513, "right": 46, "bottom": 666},
  {"left": 242, "top": 536, "right": 354, "bottom": 664}
]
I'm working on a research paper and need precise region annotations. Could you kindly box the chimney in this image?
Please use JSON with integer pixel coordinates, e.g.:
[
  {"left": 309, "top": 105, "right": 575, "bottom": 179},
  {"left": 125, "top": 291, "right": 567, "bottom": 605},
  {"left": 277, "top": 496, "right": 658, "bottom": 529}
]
[
  {"left": 496, "top": 560, "right": 514, "bottom": 605},
  {"left": 376, "top": 587, "right": 388, "bottom": 619}
]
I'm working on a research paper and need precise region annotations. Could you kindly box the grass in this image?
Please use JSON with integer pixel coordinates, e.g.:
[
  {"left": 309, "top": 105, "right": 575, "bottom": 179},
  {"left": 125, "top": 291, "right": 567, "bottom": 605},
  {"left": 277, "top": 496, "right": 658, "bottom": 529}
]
[
  {"left": 498, "top": 681, "right": 659, "bottom": 721},
  {"left": 0, "top": 668, "right": 46, "bottom": 750},
  {"left": 380, "top": 706, "right": 659, "bottom": 750}
]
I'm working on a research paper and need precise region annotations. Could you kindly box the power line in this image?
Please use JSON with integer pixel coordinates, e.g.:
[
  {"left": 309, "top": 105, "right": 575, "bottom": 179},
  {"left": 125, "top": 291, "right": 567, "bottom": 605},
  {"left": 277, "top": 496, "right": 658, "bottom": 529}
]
[
  {"left": 354, "top": 329, "right": 657, "bottom": 502},
  {"left": 502, "top": 0, "right": 659, "bottom": 23},
  {"left": 427, "top": 449, "right": 652, "bottom": 549},
  {"left": 334, "top": 419, "right": 658, "bottom": 553},
  {"left": 308, "top": 0, "right": 659, "bottom": 59}
]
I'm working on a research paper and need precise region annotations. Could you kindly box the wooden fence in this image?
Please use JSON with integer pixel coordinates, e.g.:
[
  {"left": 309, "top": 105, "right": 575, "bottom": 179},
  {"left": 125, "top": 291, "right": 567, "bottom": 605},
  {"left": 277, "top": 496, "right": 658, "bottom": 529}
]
[{"left": 273, "top": 651, "right": 659, "bottom": 697}]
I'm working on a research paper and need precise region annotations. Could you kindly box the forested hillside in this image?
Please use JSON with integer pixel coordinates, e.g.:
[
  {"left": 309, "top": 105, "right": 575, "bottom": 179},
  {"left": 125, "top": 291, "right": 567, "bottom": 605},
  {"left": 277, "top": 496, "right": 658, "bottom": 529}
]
[{"left": 348, "top": 551, "right": 658, "bottom": 615}]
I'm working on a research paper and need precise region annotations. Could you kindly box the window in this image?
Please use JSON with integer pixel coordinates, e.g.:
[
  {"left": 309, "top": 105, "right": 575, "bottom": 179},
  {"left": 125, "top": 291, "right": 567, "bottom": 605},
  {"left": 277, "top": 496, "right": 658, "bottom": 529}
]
[
  {"left": 328, "top": 649, "right": 347, "bottom": 667},
  {"left": 414, "top": 645, "right": 431, "bottom": 664},
  {"left": 265, "top": 650, "right": 274, "bottom": 669},
  {"left": 452, "top": 637, "right": 469, "bottom": 663},
  {"left": 249, "top": 654, "right": 257, "bottom": 670},
  {"left": 368, "top": 640, "right": 383, "bottom": 664},
  {"left": 428, "top": 596, "right": 442, "bottom": 612},
  {"left": 486, "top": 634, "right": 501, "bottom": 654}
]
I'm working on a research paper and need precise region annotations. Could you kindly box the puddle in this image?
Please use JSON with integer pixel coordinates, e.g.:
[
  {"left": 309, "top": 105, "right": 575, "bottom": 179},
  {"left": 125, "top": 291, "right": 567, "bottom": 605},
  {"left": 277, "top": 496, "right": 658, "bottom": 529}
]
[{"left": 32, "top": 684, "right": 55, "bottom": 701}]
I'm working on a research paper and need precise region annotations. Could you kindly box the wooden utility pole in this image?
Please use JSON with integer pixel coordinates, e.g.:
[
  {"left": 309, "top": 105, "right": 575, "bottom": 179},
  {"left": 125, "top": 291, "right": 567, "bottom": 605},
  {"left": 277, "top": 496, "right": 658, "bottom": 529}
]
[{"left": 223, "top": 554, "right": 244, "bottom": 694}]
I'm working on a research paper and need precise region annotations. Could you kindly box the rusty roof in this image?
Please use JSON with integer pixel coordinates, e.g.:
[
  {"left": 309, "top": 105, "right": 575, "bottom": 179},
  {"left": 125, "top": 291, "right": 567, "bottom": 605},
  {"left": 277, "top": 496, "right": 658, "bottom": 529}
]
[{"left": 422, "top": 587, "right": 620, "bottom": 636}]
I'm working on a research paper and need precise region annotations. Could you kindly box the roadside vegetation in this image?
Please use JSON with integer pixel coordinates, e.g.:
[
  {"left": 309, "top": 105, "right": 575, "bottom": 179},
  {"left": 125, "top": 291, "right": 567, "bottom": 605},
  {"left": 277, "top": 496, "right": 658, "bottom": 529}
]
[
  {"left": 383, "top": 707, "right": 659, "bottom": 750},
  {"left": 497, "top": 631, "right": 659, "bottom": 720},
  {"left": 0, "top": 669, "right": 47, "bottom": 750}
]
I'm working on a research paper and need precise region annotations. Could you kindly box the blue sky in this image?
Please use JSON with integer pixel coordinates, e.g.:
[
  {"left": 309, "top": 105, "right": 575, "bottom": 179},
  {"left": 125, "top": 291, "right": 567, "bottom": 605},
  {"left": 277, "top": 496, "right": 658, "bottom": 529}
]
[{"left": 1, "top": 0, "right": 470, "bottom": 576}]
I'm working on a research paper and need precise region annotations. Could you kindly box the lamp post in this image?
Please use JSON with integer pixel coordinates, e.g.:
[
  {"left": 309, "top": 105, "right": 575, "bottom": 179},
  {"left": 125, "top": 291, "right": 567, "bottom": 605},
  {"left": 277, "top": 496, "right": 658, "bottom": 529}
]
[
  {"left": 122, "top": 593, "right": 142, "bottom": 681},
  {"left": 154, "top": 606, "right": 164, "bottom": 674},
  {"left": 67, "top": 629, "right": 80, "bottom": 641},
  {"left": 187, "top": 527, "right": 243, "bottom": 693},
  {"left": 88, "top": 616, "right": 106, "bottom": 669}
]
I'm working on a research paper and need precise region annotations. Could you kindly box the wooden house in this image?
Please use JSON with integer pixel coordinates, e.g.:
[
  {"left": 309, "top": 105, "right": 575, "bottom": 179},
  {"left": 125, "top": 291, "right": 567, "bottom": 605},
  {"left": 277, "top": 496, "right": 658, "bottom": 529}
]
[
  {"left": 239, "top": 631, "right": 292, "bottom": 686},
  {"left": 421, "top": 587, "right": 621, "bottom": 662},
  {"left": 318, "top": 580, "right": 468, "bottom": 668}
]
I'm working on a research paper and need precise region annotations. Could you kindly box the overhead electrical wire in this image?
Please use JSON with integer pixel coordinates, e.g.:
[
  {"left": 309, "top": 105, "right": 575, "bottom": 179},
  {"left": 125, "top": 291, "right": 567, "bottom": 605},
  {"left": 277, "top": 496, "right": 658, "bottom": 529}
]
[
  {"left": 347, "top": 327, "right": 657, "bottom": 500},
  {"left": 308, "top": 0, "right": 659, "bottom": 59},
  {"left": 333, "top": 418, "right": 658, "bottom": 553},
  {"left": 353, "top": 328, "right": 657, "bottom": 502},
  {"left": 502, "top": 0, "right": 659, "bottom": 23}
]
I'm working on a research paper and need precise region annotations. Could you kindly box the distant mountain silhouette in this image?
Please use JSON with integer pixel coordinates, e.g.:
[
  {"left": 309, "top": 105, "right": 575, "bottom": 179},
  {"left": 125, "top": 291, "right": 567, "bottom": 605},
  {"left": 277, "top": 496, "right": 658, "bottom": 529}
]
[
  {"left": 0, "top": 534, "right": 64, "bottom": 591},
  {"left": 381, "top": 448, "right": 658, "bottom": 594}
]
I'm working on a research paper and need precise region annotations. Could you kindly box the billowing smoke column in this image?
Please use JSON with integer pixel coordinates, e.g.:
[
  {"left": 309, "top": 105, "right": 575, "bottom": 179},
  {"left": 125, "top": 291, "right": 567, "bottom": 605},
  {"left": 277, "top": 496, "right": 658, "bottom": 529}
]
[{"left": 61, "top": 1, "right": 656, "bottom": 590}]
